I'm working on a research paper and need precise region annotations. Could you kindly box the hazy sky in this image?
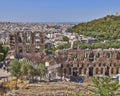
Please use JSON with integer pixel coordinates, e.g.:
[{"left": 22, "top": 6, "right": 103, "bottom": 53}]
[{"left": 0, "top": 0, "right": 119, "bottom": 23}]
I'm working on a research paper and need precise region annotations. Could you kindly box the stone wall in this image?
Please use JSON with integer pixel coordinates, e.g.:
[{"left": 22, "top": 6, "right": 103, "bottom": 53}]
[
  {"left": 61, "top": 49, "right": 120, "bottom": 77},
  {"left": 9, "top": 31, "right": 120, "bottom": 77},
  {"left": 9, "top": 31, "right": 45, "bottom": 64}
]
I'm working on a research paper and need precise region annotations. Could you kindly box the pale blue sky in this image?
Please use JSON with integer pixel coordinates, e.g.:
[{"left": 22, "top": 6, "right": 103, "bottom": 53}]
[{"left": 0, "top": 0, "right": 119, "bottom": 23}]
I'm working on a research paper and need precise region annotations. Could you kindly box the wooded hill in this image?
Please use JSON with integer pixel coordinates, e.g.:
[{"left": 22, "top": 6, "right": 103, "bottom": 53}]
[{"left": 72, "top": 15, "right": 120, "bottom": 41}]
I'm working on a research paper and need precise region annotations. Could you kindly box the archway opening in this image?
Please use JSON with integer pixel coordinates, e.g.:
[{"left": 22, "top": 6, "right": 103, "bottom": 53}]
[
  {"left": 73, "top": 67, "right": 77, "bottom": 77},
  {"left": 89, "top": 67, "right": 93, "bottom": 76},
  {"left": 89, "top": 52, "right": 94, "bottom": 61},
  {"left": 116, "top": 67, "right": 119, "bottom": 74},
  {"left": 105, "top": 66, "right": 109, "bottom": 76}
]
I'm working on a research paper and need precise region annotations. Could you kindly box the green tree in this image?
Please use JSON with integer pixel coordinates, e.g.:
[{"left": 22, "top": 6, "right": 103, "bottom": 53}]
[
  {"left": 27, "top": 64, "right": 36, "bottom": 83},
  {"left": 20, "top": 59, "right": 30, "bottom": 80},
  {"left": 0, "top": 45, "right": 9, "bottom": 61},
  {"left": 87, "top": 77, "right": 120, "bottom": 96},
  {"left": 62, "top": 36, "right": 69, "bottom": 42},
  {"left": 9, "top": 59, "right": 21, "bottom": 88},
  {"left": 37, "top": 64, "right": 46, "bottom": 80}
]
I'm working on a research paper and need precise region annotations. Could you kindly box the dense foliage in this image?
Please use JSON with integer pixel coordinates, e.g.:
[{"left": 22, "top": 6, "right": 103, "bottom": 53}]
[
  {"left": 87, "top": 77, "right": 120, "bottom": 96},
  {"left": 57, "top": 43, "right": 71, "bottom": 49},
  {"left": 62, "top": 36, "right": 69, "bottom": 42},
  {"left": 9, "top": 59, "right": 46, "bottom": 87},
  {"left": 79, "top": 40, "right": 120, "bottom": 49},
  {"left": 72, "top": 15, "right": 120, "bottom": 41},
  {"left": 0, "top": 44, "right": 9, "bottom": 62}
]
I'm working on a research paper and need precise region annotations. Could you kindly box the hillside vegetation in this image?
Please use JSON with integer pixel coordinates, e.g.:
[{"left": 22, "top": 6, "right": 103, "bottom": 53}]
[{"left": 72, "top": 15, "right": 120, "bottom": 41}]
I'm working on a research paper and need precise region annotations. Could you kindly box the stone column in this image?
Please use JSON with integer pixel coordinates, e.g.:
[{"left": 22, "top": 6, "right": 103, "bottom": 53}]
[
  {"left": 40, "top": 33, "right": 45, "bottom": 62},
  {"left": 31, "top": 32, "right": 35, "bottom": 54},
  {"left": 22, "top": 32, "right": 26, "bottom": 56},
  {"left": 15, "top": 32, "right": 19, "bottom": 57}
]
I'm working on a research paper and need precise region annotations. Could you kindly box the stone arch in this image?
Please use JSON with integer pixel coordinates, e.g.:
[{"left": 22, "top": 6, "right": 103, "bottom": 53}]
[
  {"left": 88, "top": 67, "right": 93, "bottom": 76},
  {"left": 106, "top": 52, "right": 111, "bottom": 58},
  {"left": 105, "top": 66, "right": 109, "bottom": 76},
  {"left": 99, "top": 63, "right": 101, "bottom": 67},
  {"left": 116, "top": 67, "right": 119, "bottom": 74},
  {"left": 26, "top": 46, "right": 31, "bottom": 53},
  {"left": 26, "top": 32, "right": 31, "bottom": 43},
  {"left": 101, "top": 68, "right": 103, "bottom": 74},
  {"left": 96, "top": 52, "right": 100, "bottom": 58},
  {"left": 18, "top": 46, "right": 23, "bottom": 53},
  {"left": 89, "top": 52, "right": 94, "bottom": 61},
  {"left": 18, "top": 32, "right": 23, "bottom": 43},
  {"left": 79, "top": 68, "right": 82, "bottom": 74},
  {"left": 73, "top": 67, "right": 77, "bottom": 77},
  {"left": 116, "top": 52, "right": 120, "bottom": 60}
]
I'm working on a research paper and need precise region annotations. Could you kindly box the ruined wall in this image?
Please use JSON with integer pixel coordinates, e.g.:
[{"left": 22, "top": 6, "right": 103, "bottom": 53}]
[
  {"left": 10, "top": 31, "right": 120, "bottom": 77},
  {"left": 10, "top": 31, "right": 45, "bottom": 64},
  {"left": 61, "top": 49, "right": 120, "bottom": 77}
]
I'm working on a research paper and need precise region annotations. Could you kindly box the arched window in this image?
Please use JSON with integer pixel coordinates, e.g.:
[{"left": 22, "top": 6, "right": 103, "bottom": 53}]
[
  {"left": 79, "top": 68, "right": 82, "bottom": 74},
  {"left": 101, "top": 68, "right": 103, "bottom": 74},
  {"left": 35, "top": 33, "right": 40, "bottom": 43},
  {"left": 116, "top": 67, "right": 119, "bottom": 74},
  {"left": 17, "top": 33, "right": 23, "bottom": 43},
  {"left": 105, "top": 66, "right": 109, "bottom": 76},
  {"left": 116, "top": 52, "right": 120, "bottom": 60},
  {"left": 26, "top": 46, "right": 31, "bottom": 53},
  {"left": 73, "top": 67, "right": 77, "bottom": 77},
  {"left": 106, "top": 53, "right": 110, "bottom": 58},
  {"left": 96, "top": 53, "right": 100, "bottom": 58},
  {"left": 111, "top": 68, "right": 114, "bottom": 74},
  {"left": 26, "top": 32, "right": 31, "bottom": 43},
  {"left": 89, "top": 67, "right": 93, "bottom": 76},
  {"left": 89, "top": 52, "right": 94, "bottom": 61},
  {"left": 18, "top": 46, "right": 23, "bottom": 53},
  {"left": 99, "top": 63, "right": 101, "bottom": 67}
]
